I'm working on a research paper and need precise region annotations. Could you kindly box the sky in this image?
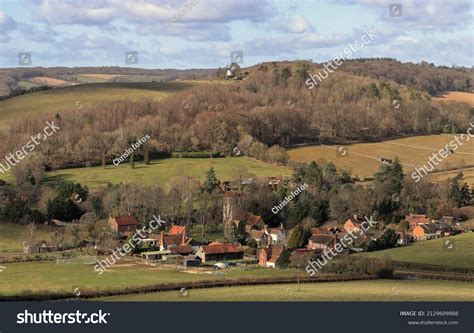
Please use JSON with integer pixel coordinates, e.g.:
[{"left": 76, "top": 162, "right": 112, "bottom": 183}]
[{"left": 0, "top": 0, "right": 472, "bottom": 69}]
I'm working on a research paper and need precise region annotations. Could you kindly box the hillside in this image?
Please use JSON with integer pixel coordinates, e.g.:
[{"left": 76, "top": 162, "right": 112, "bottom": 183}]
[
  {"left": 0, "top": 81, "right": 197, "bottom": 129},
  {"left": 288, "top": 135, "right": 474, "bottom": 183},
  {"left": 45, "top": 157, "right": 291, "bottom": 190},
  {"left": 360, "top": 232, "right": 474, "bottom": 268}
]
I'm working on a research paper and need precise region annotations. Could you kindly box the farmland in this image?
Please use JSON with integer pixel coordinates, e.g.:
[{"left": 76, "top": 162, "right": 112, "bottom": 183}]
[
  {"left": 45, "top": 157, "right": 291, "bottom": 189},
  {"left": 0, "top": 81, "right": 197, "bottom": 129},
  {"left": 0, "top": 261, "right": 298, "bottom": 297},
  {"left": 433, "top": 91, "right": 474, "bottom": 107},
  {"left": 359, "top": 232, "right": 474, "bottom": 268},
  {"left": 288, "top": 135, "right": 474, "bottom": 182},
  {"left": 97, "top": 280, "right": 474, "bottom": 302},
  {"left": 0, "top": 223, "right": 64, "bottom": 253}
]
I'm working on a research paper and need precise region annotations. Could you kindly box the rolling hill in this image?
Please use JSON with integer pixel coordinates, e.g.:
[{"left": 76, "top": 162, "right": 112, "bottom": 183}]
[
  {"left": 0, "top": 81, "right": 198, "bottom": 129},
  {"left": 288, "top": 135, "right": 474, "bottom": 183}
]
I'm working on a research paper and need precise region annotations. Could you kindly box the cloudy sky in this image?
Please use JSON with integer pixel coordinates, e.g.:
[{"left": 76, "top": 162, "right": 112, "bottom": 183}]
[{"left": 0, "top": 0, "right": 472, "bottom": 68}]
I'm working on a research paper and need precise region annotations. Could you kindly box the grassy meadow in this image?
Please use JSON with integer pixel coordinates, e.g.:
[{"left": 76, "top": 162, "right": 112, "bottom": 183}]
[
  {"left": 97, "top": 280, "right": 474, "bottom": 302},
  {"left": 0, "top": 261, "right": 298, "bottom": 297},
  {"left": 0, "top": 81, "right": 197, "bottom": 129},
  {"left": 288, "top": 135, "right": 474, "bottom": 182},
  {"left": 45, "top": 157, "right": 291, "bottom": 189},
  {"left": 0, "top": 223, "right": 66, "bottom": 253},
  {"left": 359, "top": 232, "right": 474, "bottom": 268}
]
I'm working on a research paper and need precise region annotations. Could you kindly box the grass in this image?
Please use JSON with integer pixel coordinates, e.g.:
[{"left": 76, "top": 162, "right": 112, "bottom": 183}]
[
  {"left": 96, "top": 280, "right": 474, "bottom": 301},
  {"left": 359, "top": 233, "right": 474, "bottom": 268},
  {"left": 0, "top": 223, "right": 64, "bottom": 253},
  {"left": 0, "top": 261, "right": 298, "bottom": 297},
  {"left": 45, "top": 157, "right": 291, "bottom": 189},
  {"left": 0, "top": 81, "right": 197, "bottom": 129},
  {"left": 288, "top": 135, "right": 474, "bottom": 182}
]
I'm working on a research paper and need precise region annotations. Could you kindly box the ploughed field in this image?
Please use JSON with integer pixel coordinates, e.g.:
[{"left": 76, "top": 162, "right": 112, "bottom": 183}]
[{"left": 288, "top": 135, "right": 474, "bottom": 183}]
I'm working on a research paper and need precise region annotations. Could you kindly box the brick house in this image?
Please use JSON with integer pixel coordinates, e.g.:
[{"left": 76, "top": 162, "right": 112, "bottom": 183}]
[
  {"left": 343, "top": 215, "right": 364, "bottom": 233},
  {"left": 195, "top": 242, "right": 244, "bottom": 263},
  {"left": 149, "top": 224, "right": 191, "bottom": 250},
  {"left": 405, "top": 213, "right": 430, "bottom": 228},
  {"left": 258, "top": 245, "right": 284, "bottom": 268},
  {"left": 307, "top": 234, "right": 339, "bottom": 251},
  {"left": 412, "top": 223, "right": 452, "bottom": 240},
  {"left": 107, "top": 214, "right": 138, "bottom": 236}
]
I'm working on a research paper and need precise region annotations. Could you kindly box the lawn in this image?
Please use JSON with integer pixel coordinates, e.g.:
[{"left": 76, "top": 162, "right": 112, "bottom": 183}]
[
  {"left": 288, "top": 135, "right": 474, "bottom": 182},
  {"left": 359, "top": 232, "right": 474, "bottom": 268},
  {"left": 97, "top": 280, "right": 474, "bottom": 302},
  {"left": 45, "top": 157, "right": 291, "bottom": 189},
  {"left": 0, "top": 261, "right": 298, "bottom": 297},
  {"left": 0, "top": 81, "right": 197, "bottom": 129}
]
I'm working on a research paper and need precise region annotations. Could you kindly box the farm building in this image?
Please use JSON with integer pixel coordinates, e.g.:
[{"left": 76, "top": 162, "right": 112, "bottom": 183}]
[
  {"left": 195, "top": 242, "right": 244, "bottom": 263},
  {"left": 107, "top": 214, "right": 138, "bottom": 236}
]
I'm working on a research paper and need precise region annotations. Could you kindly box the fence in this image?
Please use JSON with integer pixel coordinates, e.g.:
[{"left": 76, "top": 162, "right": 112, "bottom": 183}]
[{"left": 56, "top": 256, "right": 97, "bottom": 265}]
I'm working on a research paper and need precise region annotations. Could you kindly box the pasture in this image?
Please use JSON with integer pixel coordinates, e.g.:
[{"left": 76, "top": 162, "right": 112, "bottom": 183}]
[
  {"left": 46, "top": 157, "right": 291, "bottom": 189},
  {"left": 359, "top": 232, "right": 474, "bottom": 268},
  {"left": 288, "top": 135, "right": 474, "bottom": 182},
  {"left": 97, "top": 280, "right": 474, "bottom": 302}
]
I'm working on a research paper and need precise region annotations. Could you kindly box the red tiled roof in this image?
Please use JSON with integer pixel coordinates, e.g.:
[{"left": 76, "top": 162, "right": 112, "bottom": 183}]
[
  {"left": 169, "top": 245, "right": 193, "bottom": 254},
  {"left": 168, "top": 225, "right": 186, "bottom": 235},
  {"left": 262, "top": 246, "right": 284, "bottom": 263},
  {"left": 201, "top": 244, "right": 243, "bottom": 254},
  {"left": 113, "top": 215, "right": 138, "bottom": 226}
]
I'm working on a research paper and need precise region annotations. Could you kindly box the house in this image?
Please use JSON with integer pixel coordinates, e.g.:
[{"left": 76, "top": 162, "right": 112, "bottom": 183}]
[
  {"left": 267, "top": 176, "right": 288, "bottom": 190},
  {"left": 412, "top": 223, "right": 452, "bottom": 240},
  {"left": 306, "top": 234, "right": 339, "bottom": 251},
  {"left": 245, "top": 213, "right": 265, "bottom": 233},
  {"left": 195, "top": 242, "right": 244, "bottom": 263},
  {"left": 405, "top": 213, "right": 430, "bottom": 228},
  {"left": 107, "top": 214, "right": 138, "bottom": 236},
  {"left": 248, "top": 229, "right": 269, "bottom": 246},
  {"left": 258, "top": 245, "right": 284, "bottom": 268},
  {"left": 343, "top": 215, "right": 364, "bottom": 233},
  {"left": 148, "top": 224, "right": 191, "bottom": 250},
  {"left": 264, "top": 225, "right": 287, "bottom": 245},
  {"left": 311, "top": 226, "right": 345, "bottom": 236},
  {"left": 439, "top": 216, "right": 454, "bottom": 226}
]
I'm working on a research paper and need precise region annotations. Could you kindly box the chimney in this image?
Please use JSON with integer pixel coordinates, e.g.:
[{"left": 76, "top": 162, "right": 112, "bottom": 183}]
[
  {"left": 181, "top": 226, "right": 186, "bottom": 245},
  {"left": 159, "top": 231, "right": 164, "bottom": 250}
]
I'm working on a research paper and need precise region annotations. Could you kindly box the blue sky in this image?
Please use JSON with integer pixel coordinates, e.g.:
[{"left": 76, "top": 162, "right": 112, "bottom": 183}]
[{"left": 0, "top": 0, "right": 472, "bottom": 68}]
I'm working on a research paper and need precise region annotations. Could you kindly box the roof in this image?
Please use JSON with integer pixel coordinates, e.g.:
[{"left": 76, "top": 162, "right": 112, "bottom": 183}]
[
  {"left": 309, "top": 234, "right": 337, "bottom": 245},
  {"left": 249, "top": 230, "right": 265, "bottom": 239},
  {"left": 112, "top": 215, "right": 138, "bottom": 226},
  {"left": 169, "top": 245, "right": 193, "bottom": 254},
  {"left": 201, "top": 244, "right": 243, "bottom": 255},
  {"left": 406, "top": 213, "right": 429, "bottom": 224},
  {"left": 262, "top": 246, "right": 284, "bottom": 263},
  {"left": 168, "top": 225, "right": 186, "bottom": 235},
  {"left": 247, "top": 214, "right": 263, "bottom": 226}
]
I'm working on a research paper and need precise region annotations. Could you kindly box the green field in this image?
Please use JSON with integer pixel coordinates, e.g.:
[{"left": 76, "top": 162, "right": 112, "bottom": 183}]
[
  {"left": 97, "top": 280, "right": 474, "bottom": 301},
  {"left": 0, "top": 261, "right": 298, "bottom": 297},
  {"left": 0, "top": 81, "right": 196, "bottom": 129},
  {"left": 288, "top": 135, "right": 474, "bottom": 183},
  {"left": 360, "top": 232, "right": 474, "bottom": 268},
  {"left": 46, "top": 157, "right": 291, "bottom": 189},
  {"left": 0, "top": 223, "right": 63, "bottom": 253}
]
